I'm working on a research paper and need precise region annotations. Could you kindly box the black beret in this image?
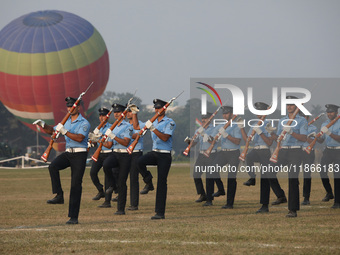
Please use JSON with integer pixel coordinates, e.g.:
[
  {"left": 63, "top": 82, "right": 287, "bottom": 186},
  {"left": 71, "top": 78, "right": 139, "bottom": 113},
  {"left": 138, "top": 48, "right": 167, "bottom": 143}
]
[
  {"left": 98, "top": 107, "right": 110, "bottom": 116},
  {"left": 221, "top": 106, "right": 233, "bottom": 114},
  {"left": 65, "top": 97, "right": 77, "bottom": 107},
  {"left": 153, "top": 99, "right": 167, "bottom": 109},
  {"left": 325, "top": 104, "right": 340, "bottom": 113},
  {"left": 112, "top": 103, "right": 126, "bottom": 112},
  {"left": 254, "top": 102, "right": 269, "bottom": 110},
  {"left": 201, "top": 112, "right": 212, "bottom": 119}
]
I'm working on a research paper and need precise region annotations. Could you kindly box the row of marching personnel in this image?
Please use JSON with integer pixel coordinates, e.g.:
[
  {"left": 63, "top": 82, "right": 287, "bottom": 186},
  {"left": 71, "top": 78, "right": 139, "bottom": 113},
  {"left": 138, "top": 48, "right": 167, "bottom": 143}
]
[
  {"left": 34, "top": 95, "right": 177, "bottom": 224},
  {"left": 186, "top": 97, "right": 339, "bottom": 218}
]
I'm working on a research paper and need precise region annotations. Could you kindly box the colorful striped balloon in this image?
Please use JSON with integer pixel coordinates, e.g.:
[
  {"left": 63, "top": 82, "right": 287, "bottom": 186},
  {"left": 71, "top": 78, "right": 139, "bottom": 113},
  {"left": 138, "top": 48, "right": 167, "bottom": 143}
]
[{"left": 0, "top": 10, "right": 109, "bottom": 150}]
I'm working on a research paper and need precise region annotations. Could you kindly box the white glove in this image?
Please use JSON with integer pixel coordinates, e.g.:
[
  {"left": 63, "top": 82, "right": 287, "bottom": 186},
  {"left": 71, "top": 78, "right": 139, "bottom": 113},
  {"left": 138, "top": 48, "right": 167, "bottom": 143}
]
[
  {"left": 202, "top": 134, "right": 211, "bottom": 142},
  {"left": 283, "top": 126, "right": 293, "bottom": 134},
  {"left": 88, "top": 132, "right": 102, "bottom": 142},
  {"left": 265, "top": 122, "right": 277, "bottom": 134},
  {"left": 56, "top": 123, "right": 68, "bottom": 135},
  {"left": 307, "top": 132, "right": 316, "bottom": 139},
  {"left": 105, "top": 129, "right": 116, "bottom": 139},
  {"left": 321, "top": 126, "right": 331, "bottom": 135},
  {"left": 87, "top": 141, "right": 95, "bottom": 148},
  {"left": 253, "top": 126, "right": 263, "bottom": 135},
  {"left": 219, "top": 127, "right": 229, "bottom": 138},
  {"left": 278, "top": 133, "right": 287, "bottom": 141},
  {"left": 33, "top": 119, "right": 45, "bottom": 128},
  {"left": 197, "top": 126, "right": 204, "bottom": 135},
  {"left": 93, "top": 127, "right": 100, "bottom": 135},
  {"left": 236, "top": 117, "right": 245, "bottom": 129},
  {"left": 145, "top": 120, "right": 156, "bottom": 131},
  {"left": 129, "top": 104, "right": 139, "bottom": 114},
  {"left": 184, "top": 136, "right": 192, "bottom": 144}
]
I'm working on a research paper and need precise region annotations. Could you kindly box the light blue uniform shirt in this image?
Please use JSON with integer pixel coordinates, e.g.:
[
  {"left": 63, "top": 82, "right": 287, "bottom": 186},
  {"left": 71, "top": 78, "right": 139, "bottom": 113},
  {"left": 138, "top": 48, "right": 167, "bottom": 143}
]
[
  {"left": 194, "top": 124, "right": 219, "bottom": 151},
  {"left": 220, "top": 125, "right": 242, "bottom": 150},
  {"left": 247, "top": 120, "right": 271, "bottom": 147},
  {"left": 54, "top": 113, "right": 90, "bottom": 149},
  {"left": 130, "top": 120, "right": 145, "bottom": 151},
  {"left": 152, "top": 116, "right": 176, "bottom": 151},
  {"left": 277, "top": 114, "right": 308, "bottom": 146},
  {"left": 111, "top": 120, "right": 133, "bottom": 150},
  {"left": 100, "top": 122, "right": 113, "bottom": 151},
  {"left": 303, "top": 124, "right": 317, "bottom": 148},
  {"left": 321, "top": 118, "right": 340, "bottom": 147}
]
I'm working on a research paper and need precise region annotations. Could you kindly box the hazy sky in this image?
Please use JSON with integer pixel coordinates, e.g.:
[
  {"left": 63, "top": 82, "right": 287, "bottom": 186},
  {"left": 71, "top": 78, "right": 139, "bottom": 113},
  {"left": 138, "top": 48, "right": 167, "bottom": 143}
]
[{"left": 1, "top": 0, "right": 339, "bottom": 106}]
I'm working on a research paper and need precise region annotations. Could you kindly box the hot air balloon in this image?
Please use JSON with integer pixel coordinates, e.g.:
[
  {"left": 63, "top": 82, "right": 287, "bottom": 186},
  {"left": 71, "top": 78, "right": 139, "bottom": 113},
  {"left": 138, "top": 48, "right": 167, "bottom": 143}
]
[{"left": 0, "top": 10, "right": 110, "bottom": 151}]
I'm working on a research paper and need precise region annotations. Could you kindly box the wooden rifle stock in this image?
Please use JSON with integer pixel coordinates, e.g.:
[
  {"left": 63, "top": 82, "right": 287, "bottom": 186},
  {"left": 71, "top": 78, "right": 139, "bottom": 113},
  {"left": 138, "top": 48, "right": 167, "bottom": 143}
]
[
  {"left": 308, "top": 112, "right": 325, "bottom": 125},
  {"left": 305, "top": 114, "right": 340, "bottom": 154},
  {"left": 41, "top": 82, "right": 93, "bottom": 162},
  {"left": 183, "top": 106, "right": 221, "bottom": 156},
  {"left": 269, "top": 107, "right": 300, "bottom": 163},
  {"left": 203, "top": 115, "right": 238, "bottom": 157},
  {"left": 239, "top": 115, "right": 267, "bottom": 161},
  {"left": 127, "top": 92, "right": 183, "bottom": 154}
]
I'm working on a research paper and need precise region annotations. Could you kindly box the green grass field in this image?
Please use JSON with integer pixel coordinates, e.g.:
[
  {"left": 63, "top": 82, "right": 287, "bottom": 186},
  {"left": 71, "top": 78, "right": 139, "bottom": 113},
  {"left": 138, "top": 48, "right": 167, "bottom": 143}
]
[{"left": 0, "top": 165, "right": 339, "bottom": 254}]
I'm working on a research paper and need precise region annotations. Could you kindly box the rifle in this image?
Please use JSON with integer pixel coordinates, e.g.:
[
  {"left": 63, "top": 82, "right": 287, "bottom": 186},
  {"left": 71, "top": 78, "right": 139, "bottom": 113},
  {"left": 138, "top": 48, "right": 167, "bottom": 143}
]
[
  {"left": 308, "top": 112, "right": 325, "bottom": 125},
  {"left": 126, "top": 91, "right": 184, "bottom": 154},
  {"left": 304, "top": 114, "right": 340, "bottom": 154},
  {"left": 87, "top": 106, "right": 114, "bottom": 151},
  {"left": 41, "top": 82, "right": 94, "bottom": 162},
  {"left": 269, "top": 107, "right": 300, "bottom": 163},
  {"left": 239, "top": 114, "right": 267, "bottom": 161},
  {"left": 203, "top": 114, "right": 238, "bottom": 157},
  {"left": 183, "top": 106, "right": 221, "bottom": 156},
  {"left": 91, "top": 96, "right": 135, "bottom": 162}
]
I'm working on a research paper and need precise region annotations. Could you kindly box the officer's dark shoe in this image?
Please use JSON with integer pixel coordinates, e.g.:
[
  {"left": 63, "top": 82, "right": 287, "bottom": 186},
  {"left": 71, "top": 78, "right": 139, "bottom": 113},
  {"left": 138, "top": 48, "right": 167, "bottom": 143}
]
[
  {"left": 195, "top": 194, "right": 207, "bottom": 203},
  {"left": 140, "top": 183, "right": 155, "bottom": 195},
  {"left": 98, "top": 201, "right": 111, "bottom": 208},
  {"left": 271, "top": 196, "right": 287, "bottom": 205},
  {"left": 243, "top": 178, "right": 256, "bottom": 186},
  {"left": 111, "top": 195, "right": 118, "bottom": 202},
  {"left": 286, "top": 210, "right": 297, "bottom": 218},
  {"left": 202, "top": 201, "right": 213, "bottom": 206},
  {"left": 212, "top": 190, "right": 226, "bottom": 197},
  {"left": 127, "top": 206, "right": 138, "bottom": 211},
  {"left": 47, "top": 194, "right": 64, "bottom": 204},
  {"left": 322, "top": 193, "right": 334, "bottom": 202},
  {"left": 92, "top": 190, "right": 105, "bottom": 200},
  {"left": 256, "top": 205, "right": 269, "bottom": 214},
  {"left": 331, "top": 203, "right": 340, "bottom": 209},
  {"left": 221, "top": 204, "right": 233, "bottom": 209},
  {"left": 301, "top": 199, "right": 310, "bottom": 205},
  {"left": 66, "top": 218, "right": 78, "bottom": 224},
  {"left": 151, "top": 214, "right": 165, "bottom": 220},
  {"left": 114, "top": 211, "right": 125, "bottom": 215}
]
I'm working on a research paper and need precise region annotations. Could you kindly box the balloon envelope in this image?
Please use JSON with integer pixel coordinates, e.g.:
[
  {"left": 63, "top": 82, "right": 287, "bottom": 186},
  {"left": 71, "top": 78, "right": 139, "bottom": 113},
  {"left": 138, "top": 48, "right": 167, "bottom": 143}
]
[{"left": 0, "top": 10, "right": 110, "bottom": 150}]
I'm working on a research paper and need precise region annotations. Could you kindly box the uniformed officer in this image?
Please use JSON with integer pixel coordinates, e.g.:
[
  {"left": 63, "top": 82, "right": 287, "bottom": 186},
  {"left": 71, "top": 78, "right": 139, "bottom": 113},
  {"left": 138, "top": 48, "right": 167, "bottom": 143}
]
[
  {"left": 187, "top": 112, "right": 225, "bottom": 204},
  {"left": 138, "top": 99, "right": 176, "bottom": 219},
  {"left": 99, "top": 103, "right": 133, "bottom": 215},
  {"left": 300, "top": 112, "right": 318, "bottom": 205},
  {"left": 33, "top": 97, "right": 90, "bottom": 224},
  {"left": 207, "top": 106, "right": 241, "bottom": 209},
  {"left": 240, "top": 102, "right": 279, "bottom": 213},
  {"left": 126, "top": 104, "right": 152, "bottom": 210},
  {"left": 270, "top": 96, "right": 308, "bottom": 217},
  {"left": 317, "top": 104, "right": 340, "bottom": 208},
  {"left": 89, "top": 107, "right": 113, "bottom": 201}
]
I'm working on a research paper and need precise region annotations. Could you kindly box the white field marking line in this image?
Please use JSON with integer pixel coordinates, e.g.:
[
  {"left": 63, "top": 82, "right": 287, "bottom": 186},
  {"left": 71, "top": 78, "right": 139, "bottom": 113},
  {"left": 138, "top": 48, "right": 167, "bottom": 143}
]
[
  {"left": 61, "top": 239, "right": 219, "bottom": 245},
  {"left": 0, "top": 228, "right": 121, "bottom": 232}
]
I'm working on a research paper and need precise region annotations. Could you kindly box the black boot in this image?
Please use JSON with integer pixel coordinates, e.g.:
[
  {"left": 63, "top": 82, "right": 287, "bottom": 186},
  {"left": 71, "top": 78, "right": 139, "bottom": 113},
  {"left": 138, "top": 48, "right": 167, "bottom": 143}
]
[
  {"left": 92, "top": 190, "right": 105, "bottom": 200},
  {"left": 47, "top": 193, "right": 64, "bottom": 204}
]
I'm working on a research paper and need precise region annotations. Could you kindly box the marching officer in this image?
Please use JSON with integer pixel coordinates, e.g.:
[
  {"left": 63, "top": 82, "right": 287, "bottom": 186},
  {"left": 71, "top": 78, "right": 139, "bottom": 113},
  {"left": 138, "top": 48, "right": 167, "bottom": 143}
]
[
  {"left": 99, "top": 103, "right": 133, "bottom": 215},
  {"left": 208, "top": 106, "right": 241, "bottom": 209},
  {"left": 239, "top": 102, "right": 280, "bottom": 213},
  {"left": 33, "top": 97, "right": 90, "bottom": 224},
  {"left": 300, "top": 112, "right": 318, "bottom": 205},
  {"left": 138, "top": 99, "right": 176, "bottom": 219},
  {"left": 89, "top": 107, "right": 113, "bottom": 201},
  {"left": 186, "top": 112, "right": 225, "bottom": 204},
  {"left": 270, "top": 96, "right": 308, "bottom": 217},
  {"left": 317, "top": 104, "right": 340, "bottom": 208}
]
